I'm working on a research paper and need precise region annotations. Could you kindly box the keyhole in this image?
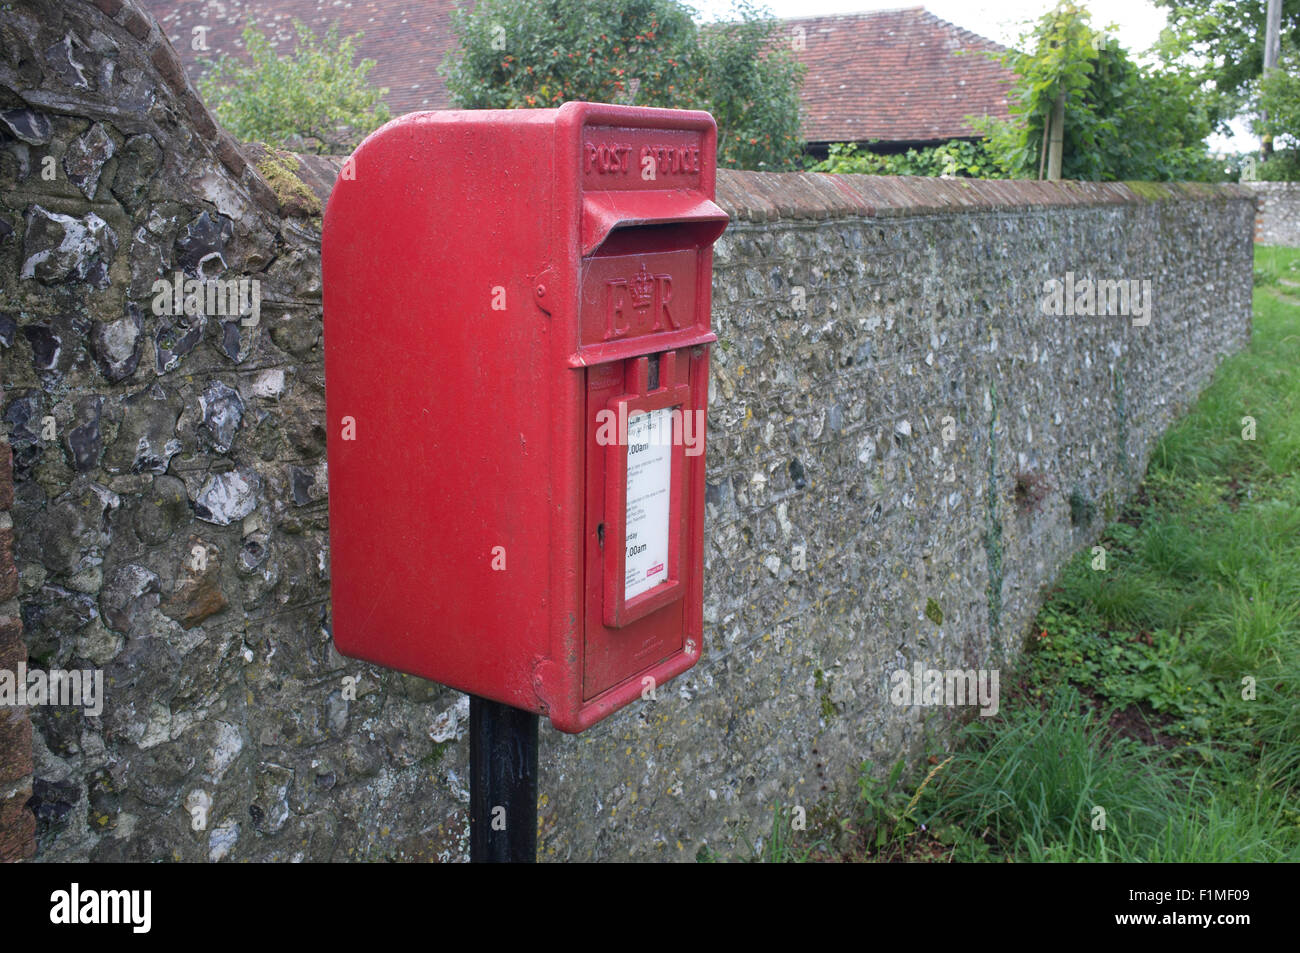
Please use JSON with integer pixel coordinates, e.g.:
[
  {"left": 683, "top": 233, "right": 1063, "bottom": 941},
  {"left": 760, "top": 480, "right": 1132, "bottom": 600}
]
[
  {"left": 647, "top": 353, "right": 660, "bottom": 391},
  {"left": 597, "top": 522, "right": 605, "bottom": 548}
]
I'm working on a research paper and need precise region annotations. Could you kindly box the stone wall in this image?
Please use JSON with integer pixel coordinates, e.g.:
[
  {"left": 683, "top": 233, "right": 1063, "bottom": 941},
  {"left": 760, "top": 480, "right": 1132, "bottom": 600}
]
[
  {"left": 0, "top": 0, "right": 1255, "bottom": 862},
  {"left": 1245, "top": 181, "right": 1300, "bottom": 246},
  {"left": 0, "top": 386, "right": 33, "bottom": 861}
]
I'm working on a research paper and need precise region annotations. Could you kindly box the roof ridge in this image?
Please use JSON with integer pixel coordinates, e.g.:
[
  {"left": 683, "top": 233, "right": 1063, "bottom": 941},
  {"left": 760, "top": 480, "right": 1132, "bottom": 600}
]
[
  {"left": 775, "top": 6, "right": 927, "bottom": 25},
  {"left": 774, "top": 6, "right": 1007, "bottom": 53}
]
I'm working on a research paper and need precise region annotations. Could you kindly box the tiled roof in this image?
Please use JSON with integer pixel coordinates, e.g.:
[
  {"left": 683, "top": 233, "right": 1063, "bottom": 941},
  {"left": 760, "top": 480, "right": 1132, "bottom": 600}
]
[
  {"left": 139, "top": 0, "right": 459, "bottom": 114},
  {"left": 140, "top": 2, "right": 1014, "bottom": 145},
  {"left": 787, "top": 6, "right": 1014, "bottom": 145}
]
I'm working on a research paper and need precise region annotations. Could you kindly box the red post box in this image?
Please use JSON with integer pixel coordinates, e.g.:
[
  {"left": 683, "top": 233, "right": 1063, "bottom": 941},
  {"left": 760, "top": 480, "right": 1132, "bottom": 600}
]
[{"left": 322, "top": 102, "right": 727, "bottom": 732}]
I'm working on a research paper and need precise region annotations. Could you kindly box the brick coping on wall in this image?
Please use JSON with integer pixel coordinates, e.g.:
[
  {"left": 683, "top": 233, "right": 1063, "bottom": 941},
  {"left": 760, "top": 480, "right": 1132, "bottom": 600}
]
[
  {"left": 291, "top": 152, "right": 1253, "bottom": 227},
  {"left": 714, "top": 172, "right": 1253, "bottom": 222}
]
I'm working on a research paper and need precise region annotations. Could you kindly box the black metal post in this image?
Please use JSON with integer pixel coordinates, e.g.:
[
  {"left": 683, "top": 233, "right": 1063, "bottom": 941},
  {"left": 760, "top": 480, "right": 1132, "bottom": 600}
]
[{"left": 469, "top": 695, "right": 539, "bottom": 863}]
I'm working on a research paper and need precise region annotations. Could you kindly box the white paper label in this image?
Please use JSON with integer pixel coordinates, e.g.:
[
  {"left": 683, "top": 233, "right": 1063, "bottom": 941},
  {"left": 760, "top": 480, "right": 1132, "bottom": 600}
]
[{"left": 624, "top": 407, "right": 673, "bottom": 600}]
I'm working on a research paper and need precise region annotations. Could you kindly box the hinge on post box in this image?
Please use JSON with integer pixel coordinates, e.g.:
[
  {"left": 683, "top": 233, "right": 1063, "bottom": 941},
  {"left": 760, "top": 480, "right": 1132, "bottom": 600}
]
[{"left": 527, "top": 265, "right": 557, "bottom": 316}]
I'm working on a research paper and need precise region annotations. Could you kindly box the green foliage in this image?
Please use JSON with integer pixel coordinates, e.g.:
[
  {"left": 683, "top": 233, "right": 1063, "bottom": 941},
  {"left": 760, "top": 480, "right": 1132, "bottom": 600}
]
[
  {"left": 697, "top": 2, "right": 805, "bottom": 171},
  {"left": 1258, "top": 43, "right": 1300, "bottom": 174},
  {"left": 443, "top": 0, "right": 703, "bottom": 110},
  {"left": 748, "top": 805, "right": 818, "bottom": 862},
  {"left": 197, "top": 20, "right": 390, "bottom": 154},
  {"left": 812, "top": 139, "right": 1006, "bottom": 178},
  {"left": 1260, "top": 47, "right": 1300, "bottom": 139},
  {"left": 853, "top": 757, "right": 964, "bottom": 858},
  {"left": 975, "top": 4, "right": 1222, "bottom": 181},
  {"left": 718, "top": 803, "right": 829, "bottom": 862},
  {"left": 855, "top": 758, "right": 913, "bottom": 854},
  {"left": 929, "top": 686, "right": 1297, "bottom": 861},
  {"left": 936, "top": 688, "right": 1172, "bottom": 860},
  {"left": 1244, "top": 654, "right": 1300, "bottom": 793},
  {"left": 1032, "top": 605, "right": 1226, "bottom": 740},
  {"left": 1154, "top": 0, "right": 1300, "bottom": 128},
  {"left": 1157, "top": 1, "right": 1300, "bottom": 180},
  {"left": 1257, "top": 148, "right": 1300, "bottom": 181},
  {"left": 975, "top": 3, "right": 1097, "bottom": 178},
  {"left": 1105, "top": 65, "right": 1231, "bottom": 181},
  {"left": 442, "top": 0, "right": 804, "bottom": 170}
]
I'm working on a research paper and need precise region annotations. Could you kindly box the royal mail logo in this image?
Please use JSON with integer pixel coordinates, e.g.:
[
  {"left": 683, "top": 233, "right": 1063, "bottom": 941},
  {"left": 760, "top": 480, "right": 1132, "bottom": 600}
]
[{"left": 604, "top": 262, "right": 681, "bottom": 340}]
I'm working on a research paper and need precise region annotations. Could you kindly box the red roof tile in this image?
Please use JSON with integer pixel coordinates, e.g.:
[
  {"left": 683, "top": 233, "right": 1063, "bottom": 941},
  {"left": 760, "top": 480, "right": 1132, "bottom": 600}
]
[{"left": 785, "top": 6, "right": 1014, "bottom": 145}]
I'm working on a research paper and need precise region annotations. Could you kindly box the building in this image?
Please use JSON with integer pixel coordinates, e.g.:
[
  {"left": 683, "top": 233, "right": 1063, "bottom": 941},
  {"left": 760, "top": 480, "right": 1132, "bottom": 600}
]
[
  {"left": 141, "top": 2, "right": 1015, "bottom": 153},
  {"left": 785, "top": 8, "right": 1014, "bottom": 156}
]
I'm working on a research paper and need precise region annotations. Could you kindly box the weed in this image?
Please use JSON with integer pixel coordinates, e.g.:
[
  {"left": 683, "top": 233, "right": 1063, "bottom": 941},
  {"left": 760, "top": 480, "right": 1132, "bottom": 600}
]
[{"left": 1013, "top": 468, "right": 1053, "bottom": 514}]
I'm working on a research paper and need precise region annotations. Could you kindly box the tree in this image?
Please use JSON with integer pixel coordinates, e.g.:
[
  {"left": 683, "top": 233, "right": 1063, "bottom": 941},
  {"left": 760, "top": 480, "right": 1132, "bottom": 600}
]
[
  {"left": 444, "top": 0, "right": 703, "bottom": 110},
  {"left": 975, "top": 4, "right": 1222, "bottom": 181},
  {"left": 975, "top": 4, "right": 1097, "bottom": 179},
  {"left": 698, "top": 2, "right": 804, "bottom": 170},
  {"left": 197, "top": 20, "right": 391, "bottom": 154},
  {"left": 1153, "top": 0, "right": 1300, "bottom": 130},
  {"left": 1257, "top": 41, "right": 1300, "bottom": 179},
  {"left": 442, "top": 0, "right": 805, "bottom": 171}
]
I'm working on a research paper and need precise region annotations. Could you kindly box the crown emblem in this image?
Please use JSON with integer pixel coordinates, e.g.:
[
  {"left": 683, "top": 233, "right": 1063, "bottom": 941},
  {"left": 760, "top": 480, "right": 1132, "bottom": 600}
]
[{"left": 630, "top": 264, "right": 654, "bottom": 309}]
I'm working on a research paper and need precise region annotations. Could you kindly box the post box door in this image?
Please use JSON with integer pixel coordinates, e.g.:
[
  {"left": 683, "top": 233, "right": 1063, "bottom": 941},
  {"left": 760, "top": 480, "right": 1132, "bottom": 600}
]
[{"left": 582, "top": 344, "right": 707, "bottom": 699}]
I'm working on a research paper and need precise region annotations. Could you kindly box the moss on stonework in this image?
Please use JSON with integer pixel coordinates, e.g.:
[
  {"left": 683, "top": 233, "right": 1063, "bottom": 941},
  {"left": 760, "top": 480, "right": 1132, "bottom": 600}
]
[
  {"left": 984, "top": 381, "right": 1004, "bottom": 646},
  {"left": 1113, "top": 362, "right": 1130, "bottom": 484},
  {"left": 421, "top": 741, "right": 449, "bottom": 770},
  {"left": 255, "top": 148, "right": 321, "bottom": 217},
  {"left": 1102, "top": 488, "right": 1117, "bottom": 523},
  {"left": 1123, "top": 181, "right": 1176, "bottom": 202},
  {"left": 812, "top": 668, "right": 834, "bottom": 719},
  {"left": 1068, "top": 487, "right": 1096, "bottom": 527}
]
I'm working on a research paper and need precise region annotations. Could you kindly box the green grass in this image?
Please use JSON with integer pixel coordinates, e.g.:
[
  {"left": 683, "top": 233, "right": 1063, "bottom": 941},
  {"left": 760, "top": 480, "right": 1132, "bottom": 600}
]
[{"left": 853, "top": 244, "right": 1300, "bottom": 862}]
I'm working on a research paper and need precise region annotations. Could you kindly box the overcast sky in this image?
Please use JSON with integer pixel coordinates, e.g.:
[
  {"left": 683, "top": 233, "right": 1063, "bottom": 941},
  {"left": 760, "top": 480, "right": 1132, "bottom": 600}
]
[{"left": 690, "top": 0, "right": 1257, "bottom": 152}]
